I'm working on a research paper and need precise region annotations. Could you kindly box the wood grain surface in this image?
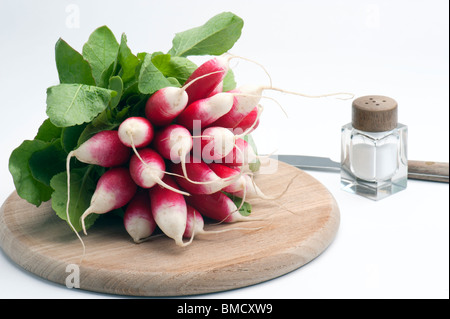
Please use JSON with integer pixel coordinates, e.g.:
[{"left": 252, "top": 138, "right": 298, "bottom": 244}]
[
  {"left": 0, "top": 160, "right": 340, "bottom": 297},
  {"left": 408, "top": 160, "right": 449, "bottom": 183}
]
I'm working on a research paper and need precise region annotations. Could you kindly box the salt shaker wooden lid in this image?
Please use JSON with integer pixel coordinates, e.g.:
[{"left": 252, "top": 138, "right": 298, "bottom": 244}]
[{"left": 352, "top": 95, "right": 398, "bottom": 132}]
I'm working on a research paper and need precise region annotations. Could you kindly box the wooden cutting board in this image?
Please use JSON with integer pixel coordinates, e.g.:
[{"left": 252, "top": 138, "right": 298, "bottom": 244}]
[{"left": 0, "top": 160, "right": 339, "bottom": 297}]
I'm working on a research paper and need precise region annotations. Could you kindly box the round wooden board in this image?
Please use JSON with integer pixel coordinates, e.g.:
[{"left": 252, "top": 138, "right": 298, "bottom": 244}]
[{"left": 0, "top": 160, "right": 340, "bottom": 296}]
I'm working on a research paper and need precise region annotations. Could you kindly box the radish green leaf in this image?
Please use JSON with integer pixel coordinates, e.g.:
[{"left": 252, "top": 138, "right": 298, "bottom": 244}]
[
  {"left": 55, "top": 38, "right": 95, "bottom": 85},
  {"left": 82, "top": 26, "right": 119, "bottom": 86},
  {"left": 168, "top": 12, "right": 243, "bottom": 57},
  {"left": 46, "top": 84, "right": 116, "bottom": 127}
]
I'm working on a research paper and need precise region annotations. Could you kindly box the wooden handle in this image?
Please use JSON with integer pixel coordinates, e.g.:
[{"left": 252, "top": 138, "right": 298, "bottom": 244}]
[{"left": 408, "top": 160, "right": 449, "bottom": 183}]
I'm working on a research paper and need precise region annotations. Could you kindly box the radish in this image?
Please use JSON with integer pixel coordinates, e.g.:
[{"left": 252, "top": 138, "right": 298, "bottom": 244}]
[
  {"left": 118, "top": 116, "right": 154, "bottom": 149},
  {"left": 128, "top": 148, "right": 190, "bottom": 196},
  {"left": 188, "top": 102, "right": 262, "bottom": 163},
  {"left": 149, "top": 175, "right": 192, "bottom": 247},
  {"left": 123, "top": 190, "right": 156, "bottom": 243},
  {"left": 185, "top": 191, "right": 263, "bottom": 223},
  {"left": 151, "top": 125, "right": 235, "bottom": 187},
  {"left": 199, "top": 126, "right": 236, "bottom": 162},
  {"left": 65, "top": 130, "right": 132, "bottom": 251},
  {"left": 175, "top": 95, "right": 262, "bottom": 164},
  {"left": 66, "top": 130, "right": 131, "bottom": 168},
  {"left": 175, "top": 92, "right": 234, "bottom": 130},
  {"left": 145, "top": 71, "right": 222, "bottom": 127},
  {"left": 211, "top": 84, "right": 264, "bottom": 128},
  {"left": 184, "top": 53, "right": 274, "bottom": 105},
  {"left": 183, "top": 56, "right": 230, "bottom": 105},
  {"left": 151, "top": 124, "right": 205, "bottom": 185},
  {"left": 177, "top": 90, "right": 268, "bottom": 132},
  {"left": 118, "top": 117, "right": 155, "bottom": 174},
  {"left": 198, "top": 105, "right": 262, "bottom": 163},
  {"left": 152, "top": 124, "right": 193, "bottom": 163},
  {"left": 183, "top": 205, "right": 262, "bottom": 239},
  {"left": 81, "top": 167, "right": 137, "bottom": 235},
  {"left": 145, "top": 86, "right": 187, "bottom": 127},
  {"left": 170, "top": 159, "right": 238, "bottom": 195},
  {"left": 118, "top": 116, "right": 161, "bottom": 184}
]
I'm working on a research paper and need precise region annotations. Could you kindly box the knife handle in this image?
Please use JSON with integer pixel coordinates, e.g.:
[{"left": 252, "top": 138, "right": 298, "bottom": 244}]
[{"left": 408, "top": 160, "right": 449, "bottom": 183}]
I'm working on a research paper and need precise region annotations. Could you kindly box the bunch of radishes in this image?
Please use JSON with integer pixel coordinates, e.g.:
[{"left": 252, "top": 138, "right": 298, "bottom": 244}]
[
  {"left": 66, "top": 55, "right": 272, "bottom": 247},
  {"left": 8, "top": 13, "right": 353, "bottom": 254}
]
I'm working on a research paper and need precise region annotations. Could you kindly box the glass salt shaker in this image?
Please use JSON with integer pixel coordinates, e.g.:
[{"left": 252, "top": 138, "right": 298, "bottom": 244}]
[{"left": 341, "top": 95, "right": 408, "bottom": 200}]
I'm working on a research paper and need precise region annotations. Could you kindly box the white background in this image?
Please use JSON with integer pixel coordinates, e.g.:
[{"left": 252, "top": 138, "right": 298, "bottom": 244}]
[{"left": 0, "top": 0, "right": 448, "bottom": 299}]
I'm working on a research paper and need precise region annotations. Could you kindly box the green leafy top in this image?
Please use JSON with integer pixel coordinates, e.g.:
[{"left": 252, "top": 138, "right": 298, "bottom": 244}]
[
  {"left": 168, "top": 12, "right": 244, "bottom": 57},
  {"left": 8, "top": 12, "right": 253, "bottom": 232},
  {"left": 82, "top": 26, "right": 120, "bottom": 85}
]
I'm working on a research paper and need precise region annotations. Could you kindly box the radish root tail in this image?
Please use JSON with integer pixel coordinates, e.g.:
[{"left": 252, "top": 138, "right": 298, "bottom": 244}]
[
  {"left": 248, "top": 171, "right": 297, "bottom": 200},
  {"left": 263, "top": 86, "right": 354, "bottom": 100},
  {"left": 80, "top": 206, "right": 93, "bottom": 236},
  {"left": 154, "top": 175, "right": 191, "bottom": 196},
  {"left": 224, "top": 52, "right": 273, "bottom": 88},
  {"left": 182, "top": 70, "right": 223, "bottom": 91},
  {"left": 65, "top": 150, "right": 86, "bottom": 262}
]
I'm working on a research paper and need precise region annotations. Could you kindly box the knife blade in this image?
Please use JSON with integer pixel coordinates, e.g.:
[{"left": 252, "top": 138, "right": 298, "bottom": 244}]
[{"left": 274, "top": 154, "right": 449, "bottom": 183}]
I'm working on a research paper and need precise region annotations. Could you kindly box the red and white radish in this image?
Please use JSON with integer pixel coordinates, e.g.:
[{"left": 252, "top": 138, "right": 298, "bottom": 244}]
[
  {"left": 151, "top": 124, "right": 209, "bottom": 185},
  {"left": 145, "top": 71, "right": 222, "bottom": 127},
  {"left": 123, "top": 190, "right": 156, "bottom": 243},
  {"left": 210, "top": 84, "right": 264, "bottom": 129},
  {"left": 129, "top": 148, "right": 190, "bottom": 196},
  {"left": 65, "top": 130, "right": 132, "bottom": 249},
  {"left": 149, "top": 175, "right": 192, "bottom": 247},
  {"left": 199, "top": 126, "right": 236, "bottom": 162},
  {"left": 194, "top": 104, "right": 262, "bottom": 163},
  {"left": 145, "top": 86, "right": 187, "bottom": 127},
  {"left": 198, "top": 111, "right": 262, "bottom": 164},
  {"left": 67, "top": 130, "right": 131, "bottom": 168},
  {"left": 184, "top": 56, "right": 230, "bottom": 105},
  {"left": 81, "top": 167, "right": 137, "bottom": 235},
  {"left": 118, "top": 116, "right": 154, "bottom": 149},
  {"left": 176, "top": 92, "right": 234, "bottom": 130},
  {"left": 183, "top": 53, "right": 274, "bottom": 105},
  {"left": 151, "top": 125, "right": 235, "bottom": 187},
  {"left": 118, "top": 116, "right": 155, "bottom": 174},
  {"left": 152, "top": 124, "right": 193, "bottom": 163}
]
